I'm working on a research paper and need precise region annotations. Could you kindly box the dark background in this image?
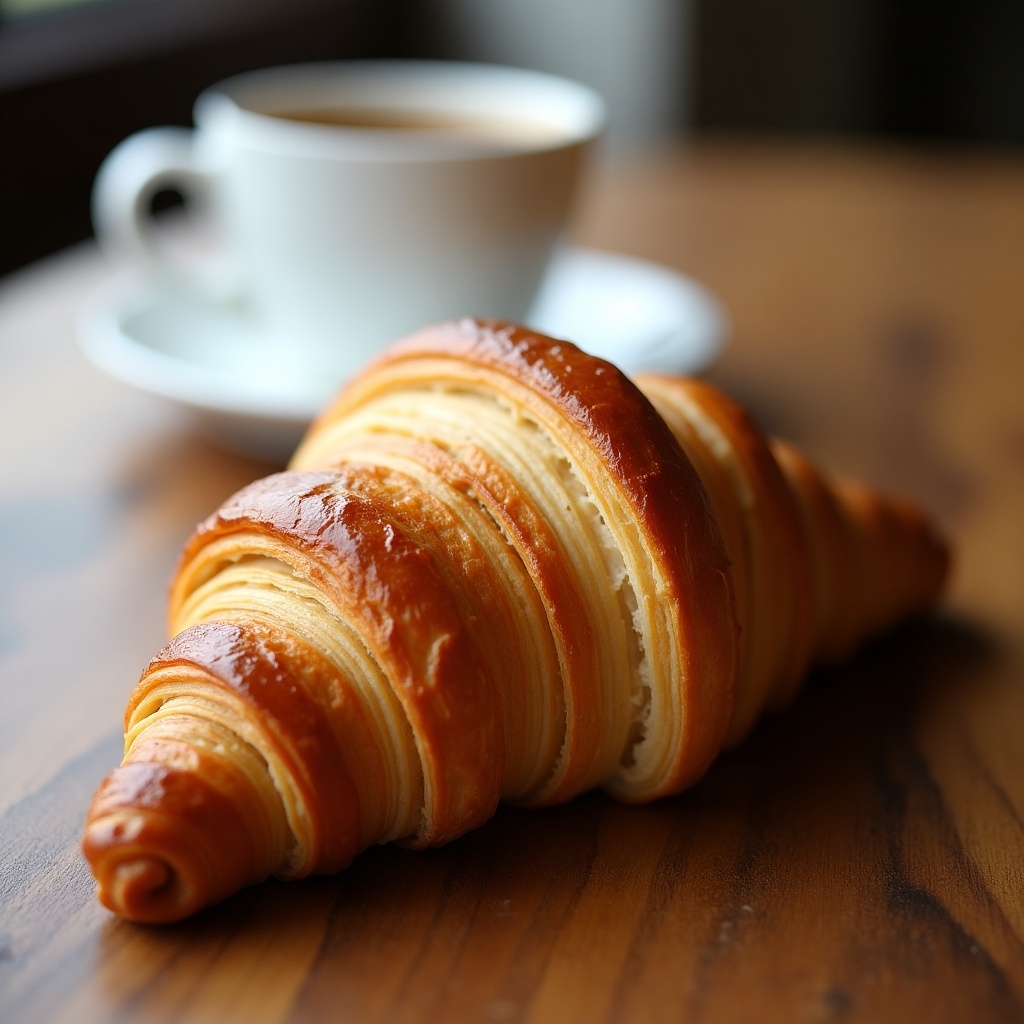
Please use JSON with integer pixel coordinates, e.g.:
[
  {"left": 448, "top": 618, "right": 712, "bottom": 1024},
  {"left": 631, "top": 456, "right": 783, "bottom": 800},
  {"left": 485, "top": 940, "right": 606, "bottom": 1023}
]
[{"left": 2, "top": 0, "right": 1023, "bottom": 277}]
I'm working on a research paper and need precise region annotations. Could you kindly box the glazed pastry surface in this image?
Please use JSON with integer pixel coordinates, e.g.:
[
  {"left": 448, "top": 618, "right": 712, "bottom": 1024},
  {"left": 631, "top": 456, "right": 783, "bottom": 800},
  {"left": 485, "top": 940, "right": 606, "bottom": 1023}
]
[{"left": 83, "top": 319, "right": 949, "bottom": 923}]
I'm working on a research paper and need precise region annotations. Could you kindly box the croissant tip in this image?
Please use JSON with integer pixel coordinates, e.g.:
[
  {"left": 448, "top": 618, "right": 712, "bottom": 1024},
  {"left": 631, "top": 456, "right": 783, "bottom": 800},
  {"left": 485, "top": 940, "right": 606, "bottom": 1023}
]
[
  {"left": 89, "top": 852, "right": 195, "bottom": 924},
  {"left": 106, "top": 858, "right": 172, "bottom": 912},
  {"left": 83, "top": 815, "right": 200, "bottom": 924}
]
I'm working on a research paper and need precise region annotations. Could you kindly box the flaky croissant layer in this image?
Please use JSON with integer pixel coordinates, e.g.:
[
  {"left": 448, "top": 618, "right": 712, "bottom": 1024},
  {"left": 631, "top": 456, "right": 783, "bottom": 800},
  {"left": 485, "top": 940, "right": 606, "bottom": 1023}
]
[{"left": 83, "top": 319, "right": 948, "bottom": 922}]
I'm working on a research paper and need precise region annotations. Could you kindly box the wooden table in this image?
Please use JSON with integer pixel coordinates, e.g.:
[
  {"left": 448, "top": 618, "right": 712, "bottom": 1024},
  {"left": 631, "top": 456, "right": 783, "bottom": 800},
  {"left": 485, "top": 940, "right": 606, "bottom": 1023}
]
[{"left": 2, "top": 141, "right": 1023, "bottom": 1023}]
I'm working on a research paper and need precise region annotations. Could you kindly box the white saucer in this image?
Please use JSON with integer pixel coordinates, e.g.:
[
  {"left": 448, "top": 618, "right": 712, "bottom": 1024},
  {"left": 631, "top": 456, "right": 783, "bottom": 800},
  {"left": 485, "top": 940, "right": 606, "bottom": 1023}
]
[{"left": 79, "top": 247, "right": 727, "bottom": 461}]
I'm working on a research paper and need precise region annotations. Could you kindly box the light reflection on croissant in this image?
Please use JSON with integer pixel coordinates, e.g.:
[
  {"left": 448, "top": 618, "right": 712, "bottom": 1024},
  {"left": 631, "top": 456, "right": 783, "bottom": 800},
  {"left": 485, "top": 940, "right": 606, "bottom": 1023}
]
[{"left": 83, "top": 319, "right": 949, "bottom": 923}]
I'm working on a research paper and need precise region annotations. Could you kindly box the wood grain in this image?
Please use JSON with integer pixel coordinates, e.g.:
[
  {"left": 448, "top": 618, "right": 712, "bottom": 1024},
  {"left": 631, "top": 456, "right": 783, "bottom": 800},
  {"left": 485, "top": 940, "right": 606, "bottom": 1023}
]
[{"left": 2, "top": 141, "right": 1024, "bottom": 1023}]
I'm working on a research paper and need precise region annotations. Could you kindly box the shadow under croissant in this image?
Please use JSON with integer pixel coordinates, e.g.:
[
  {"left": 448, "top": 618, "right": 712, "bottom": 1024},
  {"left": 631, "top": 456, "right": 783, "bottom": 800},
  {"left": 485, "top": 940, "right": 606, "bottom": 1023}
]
[{"left": 94, "top": 616, "right": 997, "bottom": 974}]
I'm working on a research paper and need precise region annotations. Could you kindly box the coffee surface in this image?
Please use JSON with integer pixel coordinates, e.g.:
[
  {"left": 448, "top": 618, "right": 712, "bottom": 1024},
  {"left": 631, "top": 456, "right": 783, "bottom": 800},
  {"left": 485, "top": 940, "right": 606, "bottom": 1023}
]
[{"left": 269, "top": 107, "right": 565, "bottom": 145}]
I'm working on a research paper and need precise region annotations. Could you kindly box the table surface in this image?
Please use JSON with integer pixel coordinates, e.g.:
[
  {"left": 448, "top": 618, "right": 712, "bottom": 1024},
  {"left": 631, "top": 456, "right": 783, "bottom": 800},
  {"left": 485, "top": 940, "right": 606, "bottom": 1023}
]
[{"left": 2, "top": 140, "right": 1023, "bottom": 1024}]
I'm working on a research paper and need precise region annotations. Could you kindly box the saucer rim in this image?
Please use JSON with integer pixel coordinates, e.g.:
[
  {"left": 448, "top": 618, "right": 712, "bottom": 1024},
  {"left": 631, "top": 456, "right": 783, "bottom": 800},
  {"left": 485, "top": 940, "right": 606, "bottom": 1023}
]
[
  {"left": 79, "top": 285, "right": 325, "bottom": 424},
  {"left": 77, "top": 246, "right": 727, "bottom": 427}
]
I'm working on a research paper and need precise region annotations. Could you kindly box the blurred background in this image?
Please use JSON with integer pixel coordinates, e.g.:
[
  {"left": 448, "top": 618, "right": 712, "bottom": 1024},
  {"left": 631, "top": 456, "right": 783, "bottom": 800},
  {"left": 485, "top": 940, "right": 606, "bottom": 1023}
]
[{"left": 2, "top": 0, "right": 1023, "bottom": 277}]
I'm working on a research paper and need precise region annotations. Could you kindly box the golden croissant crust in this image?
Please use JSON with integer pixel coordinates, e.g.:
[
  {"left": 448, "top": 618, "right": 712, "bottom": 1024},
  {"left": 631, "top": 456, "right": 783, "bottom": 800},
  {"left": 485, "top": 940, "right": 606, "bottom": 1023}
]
[{"left": 83, "top": 319, "right": 949, "bottom": 922}]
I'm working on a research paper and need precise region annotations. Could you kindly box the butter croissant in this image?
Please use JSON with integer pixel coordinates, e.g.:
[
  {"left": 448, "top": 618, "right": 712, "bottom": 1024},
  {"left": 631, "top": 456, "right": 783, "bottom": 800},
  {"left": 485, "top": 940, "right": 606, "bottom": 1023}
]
[{"left": 83, "top": 319, "right": 949, "bottom": 923}]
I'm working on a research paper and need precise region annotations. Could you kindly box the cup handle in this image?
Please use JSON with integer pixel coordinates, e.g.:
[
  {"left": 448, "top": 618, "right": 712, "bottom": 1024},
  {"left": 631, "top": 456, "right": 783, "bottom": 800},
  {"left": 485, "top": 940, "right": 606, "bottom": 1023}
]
[{"left": 91, "top": 126, "right": 220, "bottom": 292}]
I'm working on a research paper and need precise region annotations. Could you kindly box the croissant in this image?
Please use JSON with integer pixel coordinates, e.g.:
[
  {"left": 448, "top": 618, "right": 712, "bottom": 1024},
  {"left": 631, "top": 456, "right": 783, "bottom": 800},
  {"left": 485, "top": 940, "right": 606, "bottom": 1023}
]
[{"left": 82, "top": 319, "right": 949, "bottom": 923}]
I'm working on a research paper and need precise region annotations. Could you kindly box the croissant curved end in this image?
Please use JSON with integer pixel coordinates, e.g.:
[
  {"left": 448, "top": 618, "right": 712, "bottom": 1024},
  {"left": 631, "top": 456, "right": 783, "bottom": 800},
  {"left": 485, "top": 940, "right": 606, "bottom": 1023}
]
[
  {"left": 83, "top": 815, "right": 204, "bottom": 923},
  {"left": 83, "top": 755, "right": 280, "bottom": 923}
]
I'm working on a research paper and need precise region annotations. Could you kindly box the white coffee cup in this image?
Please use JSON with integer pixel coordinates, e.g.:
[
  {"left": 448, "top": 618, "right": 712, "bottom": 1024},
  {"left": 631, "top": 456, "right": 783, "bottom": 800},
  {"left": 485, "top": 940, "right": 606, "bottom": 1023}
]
[{"left": 92, "top": 60, "right": 606, "bottom": 382}]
